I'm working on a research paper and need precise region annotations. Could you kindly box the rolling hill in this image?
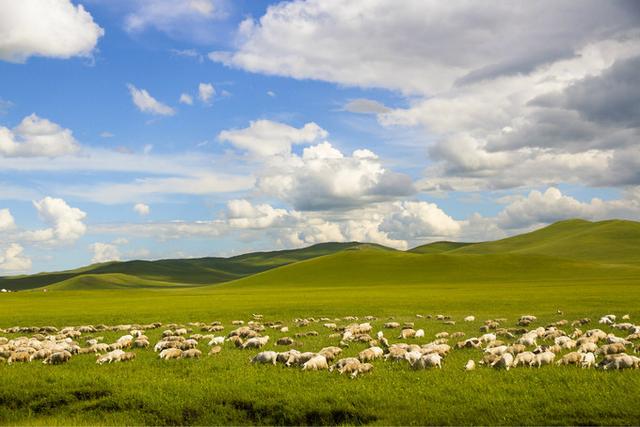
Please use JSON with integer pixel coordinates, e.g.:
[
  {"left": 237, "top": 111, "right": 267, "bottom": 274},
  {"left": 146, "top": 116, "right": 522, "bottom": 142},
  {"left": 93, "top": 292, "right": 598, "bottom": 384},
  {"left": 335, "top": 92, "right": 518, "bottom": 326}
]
[
  {"left": 2, "top": 219, "right": 639, "bottom": 291},
  {"left": 0, "top": 242, "right": 389, "bottom": 291}
]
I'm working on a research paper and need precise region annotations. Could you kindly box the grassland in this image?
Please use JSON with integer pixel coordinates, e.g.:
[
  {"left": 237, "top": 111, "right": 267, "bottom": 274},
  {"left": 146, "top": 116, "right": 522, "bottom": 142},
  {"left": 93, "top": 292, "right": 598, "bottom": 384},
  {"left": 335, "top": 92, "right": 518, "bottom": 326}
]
[{"left": 1, "top": 219, "right": 640, "bottom": 425}]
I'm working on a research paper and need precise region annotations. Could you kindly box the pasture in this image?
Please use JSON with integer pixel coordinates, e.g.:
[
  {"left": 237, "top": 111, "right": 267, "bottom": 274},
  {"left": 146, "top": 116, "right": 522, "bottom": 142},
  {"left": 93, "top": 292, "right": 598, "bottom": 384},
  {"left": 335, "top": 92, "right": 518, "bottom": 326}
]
[{"left": 1, "top": 220, "right": 640, "bottom": 425}]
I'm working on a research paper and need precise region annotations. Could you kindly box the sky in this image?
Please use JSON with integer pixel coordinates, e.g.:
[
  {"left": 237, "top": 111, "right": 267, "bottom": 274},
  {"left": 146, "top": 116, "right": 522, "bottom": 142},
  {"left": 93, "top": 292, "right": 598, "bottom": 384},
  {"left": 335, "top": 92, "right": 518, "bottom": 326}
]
[{"left": 0, "top": 0, "right": 639, "bottom": 274}]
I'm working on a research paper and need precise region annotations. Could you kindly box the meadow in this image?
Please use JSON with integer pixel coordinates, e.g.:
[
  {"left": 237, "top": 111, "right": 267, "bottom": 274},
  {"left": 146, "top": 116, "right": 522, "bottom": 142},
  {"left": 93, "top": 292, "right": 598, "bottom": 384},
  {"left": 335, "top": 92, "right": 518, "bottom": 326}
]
[{"left": 1, "top": 220, "right": 640, "bottom": 425}]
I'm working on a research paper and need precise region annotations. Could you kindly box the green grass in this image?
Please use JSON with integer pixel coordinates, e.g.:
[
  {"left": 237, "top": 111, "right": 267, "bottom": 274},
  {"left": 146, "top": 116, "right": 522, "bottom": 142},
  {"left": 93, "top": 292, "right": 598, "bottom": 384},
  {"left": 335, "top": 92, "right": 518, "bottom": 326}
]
[{"left": 1, "top": 219, "right": 640, "bottom": 425}]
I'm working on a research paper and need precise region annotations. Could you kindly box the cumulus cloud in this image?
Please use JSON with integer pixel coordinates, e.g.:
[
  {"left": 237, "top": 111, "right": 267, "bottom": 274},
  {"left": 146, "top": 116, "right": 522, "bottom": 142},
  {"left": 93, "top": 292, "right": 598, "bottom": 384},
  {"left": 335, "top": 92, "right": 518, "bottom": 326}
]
[
  {"left": 198, "top": 82, "right": 215, "bottom": 103},
  {"left": 29, "top": 197, "right": 86, "bottom": 243},
  {"left": 133, "top": 203, "right": 150, "bottom": 216},
  {"left": 218, "top": 120, "right": 327, "bottom": 157},
  {"left": 0, "top": 0, "right": 104, "bottom": 63},
  {"left": 211, "top": 1, "right": 638, "bottom": 94},
  {"left": 0, "top": 114, "right": 80, "bottom": 158},
  {"left": 89, "top": 242, "right": 120, "bottom": 263},
  {"left": 258, "top": 141, "right": 415, "bottom": 211},
  {"left": 0, "top": 243, "right": 31, "bottom": 272},
  {"left": 127, "top": 84, "right": 175, "bottom": 116},
  {"left": 380, "top": 201, "right": 461, "bottom": 240},
  {"left": 0, "top": 208, "right": 15, "bottom": 231},
  {"left": 179, "top": 93, "right": 194, "bottom": 105}
]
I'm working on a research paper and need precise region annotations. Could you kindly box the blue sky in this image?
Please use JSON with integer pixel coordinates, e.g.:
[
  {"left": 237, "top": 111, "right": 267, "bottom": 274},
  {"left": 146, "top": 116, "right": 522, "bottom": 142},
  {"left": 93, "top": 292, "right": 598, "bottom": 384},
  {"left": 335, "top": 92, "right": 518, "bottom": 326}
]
[{"left": 0, "top": 0, "right": 639, "bottom": 273}]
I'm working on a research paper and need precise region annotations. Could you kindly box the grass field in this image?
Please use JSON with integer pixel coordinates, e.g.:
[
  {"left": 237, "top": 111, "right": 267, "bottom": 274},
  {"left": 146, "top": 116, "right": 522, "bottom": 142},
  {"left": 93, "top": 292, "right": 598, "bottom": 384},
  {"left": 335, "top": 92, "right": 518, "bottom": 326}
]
[{"left": 1, "top": 219, "right": 640, "bottom": 425}]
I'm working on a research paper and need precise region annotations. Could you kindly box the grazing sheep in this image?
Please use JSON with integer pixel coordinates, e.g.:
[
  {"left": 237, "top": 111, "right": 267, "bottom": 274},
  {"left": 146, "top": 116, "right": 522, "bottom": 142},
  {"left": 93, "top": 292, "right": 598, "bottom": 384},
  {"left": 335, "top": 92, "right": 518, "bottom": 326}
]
[
  {"left": 464, "top": 316, "right": 475, "bottom": 322},
  {"left": 208, "top": 336, "right": 225, "bottom": 346},
  {"left": 415, "top": 329, "right": 425, "bottom": 338},
  {"left": 133, "top": 338, "right": 149, "bottom": 348},
  {"left": 120, "top": 352, "right": 136, "bottom": 362},
  {"left": 182, "top": 349, "right": 202, "bottom": 359},
  {"left": 580, "top": 352, "right": 596, "bottom": 369},
  {"left": 330, "top": 357, "right": 360, "bottom": 372},
  {"left": 513, "top": 351, "right": 536, "bottom": 367},
  {"left": 491, "top": 353, "right": 514, "bottom": 370},
  {"left": 358, "top": 346, "right": 384, "bottom": 362},
  {"left": 601, "top": 354, "right": 639, "bottom": 370},
  {"left": 8, "top": 352, "right": 30, "bottom": 364},
  {"left": 399, "top": 329, "right": 416, "bottom": 339},
  {"left": 531, "top": 351, "right": 555, "bottom": 367},
  {"left": 302, "top": 355, "right": 328, "bottom": 371},
  {"left": 384, "top": 322, "right": 400, "bottom": 329},
  {"left": 251, "top": 351, "right": 278, "bottom": 365},
  {"left": 597, "top": 343, "right": 626, "bottom": 355},
  {"left": 557, "top": 352, "right": 582, "bottom": 366},
  {"left": 97, "top": 349, "right": 125, "bottom": 365},
  {"left": 159, "top": 348, "right": 182, "bottom": 360},
  {"left": 287, "top": 352, "right": 316, "bottom": 367},
  {"left": 208, "top": 346, "right": 222, "bottom": 356},
  {"left": 318, "top": 346, "right": 342, "bottom": 361},
  {"left": 276, "top": 337, "right": 295, "bottom": 346},
  {"left": 241, "top": 336, "right": 269, "bottom": 349},
  {"left": 43, "top": 350, "right": 72, "bottom": 365},
  {"left": 412, "top": 353, "right": 442, "bottom": 370},
  {"left": 464, "top": 360, "right": 475, "bottom": 371},
  {"left": 385, "top": 347, "right": 407, "bottom": 362}
]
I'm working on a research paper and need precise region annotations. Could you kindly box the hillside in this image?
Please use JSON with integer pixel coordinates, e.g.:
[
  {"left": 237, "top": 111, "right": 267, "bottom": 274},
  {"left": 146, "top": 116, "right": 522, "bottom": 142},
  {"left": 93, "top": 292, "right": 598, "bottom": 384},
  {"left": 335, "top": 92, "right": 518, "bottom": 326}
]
[
  {"left": 2, "top": 219, "right": 639, "bottom": 291},
  {"left": 0, "top": 242, "right": 383, "bottom": 291}
]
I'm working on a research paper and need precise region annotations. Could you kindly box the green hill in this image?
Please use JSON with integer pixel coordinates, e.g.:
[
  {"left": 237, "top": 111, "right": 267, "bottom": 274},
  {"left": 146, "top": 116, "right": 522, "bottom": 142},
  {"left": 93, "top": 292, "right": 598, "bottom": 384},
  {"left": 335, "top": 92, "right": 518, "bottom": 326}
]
[
  {"left": 448, "top": 219, "right": 640, "bottom": 264},
  {"left": 0, "top": 242, "right": 381, "bottom": 291},
  {"left": 2, "top": 219, "right": 639, "bottom": 291}
]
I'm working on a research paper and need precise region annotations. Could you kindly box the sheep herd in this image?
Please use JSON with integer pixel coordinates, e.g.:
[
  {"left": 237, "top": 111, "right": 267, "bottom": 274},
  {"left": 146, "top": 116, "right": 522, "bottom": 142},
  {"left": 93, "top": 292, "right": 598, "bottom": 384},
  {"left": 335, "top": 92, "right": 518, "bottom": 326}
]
[{"left": 1, "top": 313, "right": 640, "bottom": 375}]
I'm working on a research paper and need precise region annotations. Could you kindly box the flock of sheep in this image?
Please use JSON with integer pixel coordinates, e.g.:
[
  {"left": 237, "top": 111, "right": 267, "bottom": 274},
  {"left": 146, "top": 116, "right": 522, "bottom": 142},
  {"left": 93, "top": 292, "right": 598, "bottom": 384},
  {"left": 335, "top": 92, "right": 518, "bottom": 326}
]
[{"left": 1, "top": 313, "right": 640, "bottom": 375}]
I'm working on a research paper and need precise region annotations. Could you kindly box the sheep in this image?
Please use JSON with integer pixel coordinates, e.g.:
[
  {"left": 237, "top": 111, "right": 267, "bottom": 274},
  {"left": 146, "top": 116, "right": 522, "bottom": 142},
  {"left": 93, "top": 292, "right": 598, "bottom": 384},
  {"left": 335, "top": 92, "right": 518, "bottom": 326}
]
[
  {"left": 287, "top": 352, "right": 316, "bottom": 367},
  {"left": 399, "top": 329, "right": 416, "bottom": 339},
  {"left": 318, "top": 346, "right": 342, "bottom": 361},
  {"left": 484, "top": 345, "right": 508, "bottom": 356},
  {"left": 601, "top": 354, "right": 640, "bottom": 370},
  {"left": 415, "top": 329, "right": 425, "bottom": 338},
  {"left": 8, "top": 352, "right": 30, "bottom": 364},
  {"left": 302, "top": 355, "right": 328, "bottom": 371},
  {"left": 580, "top": 352, "right": 596, "bottom": 369},
  {"left": 120, "top": 352, "right": 136, "bottom": 362},
  {"left": 491, "top": 353, "right": 514, "bottom": 370},
  {"left": 358, "top": 346, "right": 384, "bottom": 362},
  {"left": 43, "top": 350, "right": 72, "bottom": 365},
  {"left": 241, "top": 336, "right": 269, "bottom": 349},
  {"left": 412, "top": 353, "right": 442, "bottom": 370},
  {"left": 512, "top": 351, "right": 535, "bottom": 368},
  {"left": 384, "top": 322, "right": 400, "bottom": 329},
  {"left": 159, "top": 348, "right": 182, "bottom": 360},
  {"left": 464, "top": 360, "right": 475, "bottom": 371},
  {"left": 133, "top": 338, "right": 149, "bottom": 348},
  {"left": 556, "top": 352, "right": 582, "bottom": 366},
  {"left": 330, "top": 357, "right": 360, "bottom": 372},
  {"left": 578, "top": 342, "right": 598, "bottom": 353},
  {"left": 30, "top": 348, "right": 52, "bottom": 362},
  {"left": 435, "top": 332, "right": 449, "bottom": 339},
  {"left": 531, "top": 351, "right": 555, "bottom": 367},
  {"left": 182, "top": 349, "right": 202, "bottom": 359},
  {"left": 479, "top": 333, "right": 497, "bottom": 344},
  {"left": 208, "top": 346, "right": 222, "bottom": 356},
  {"left": 464, "top": 316, "right": 475, "bottom": 322},
  {"left": 208, "top": 336, "right": 225, "bottom": 346},
  {"left": 251, "top": 351, "right": 278, "bottom": 365},
  {"left": 597, "top": 342, "right": 626, "bottom": 355},
  {"left": 323, "top": 323, "right": 337, "bottom": 330},
  {"left": 96, "top": 349, "right": 125, "bottom": 365},
  {"left": 507, "top": 344, "right": 526, "bottom": 355},
  {"left": 385, "top": 347, "right": 407, "bottom": 362},
  {"left": 276, "top": 337, "right": 295, "bottom": 346}
]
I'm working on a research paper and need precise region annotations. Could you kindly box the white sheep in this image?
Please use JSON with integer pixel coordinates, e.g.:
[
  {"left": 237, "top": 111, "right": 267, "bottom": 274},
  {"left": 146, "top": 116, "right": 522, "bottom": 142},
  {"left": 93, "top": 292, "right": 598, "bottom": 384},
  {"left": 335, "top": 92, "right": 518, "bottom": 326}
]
[
  {"left": 251, "top": 351, "right": 278, "bottom": 365},
  {"left": 302, "top": 355, "right": 328, "bottom": 371}
]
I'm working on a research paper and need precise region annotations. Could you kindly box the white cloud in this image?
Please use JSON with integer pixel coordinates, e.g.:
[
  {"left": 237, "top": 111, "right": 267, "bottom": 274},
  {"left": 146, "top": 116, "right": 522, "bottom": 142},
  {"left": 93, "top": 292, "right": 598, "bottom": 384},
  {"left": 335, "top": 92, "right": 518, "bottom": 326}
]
[
  {"left": 211, "top": 1, "right": 637, "bottom": 95},
  {"left": 30, "top": 197, "right": 86, "bottom": 243},
  {"left": 0, "top": 114, "right": 79, "bottom": 158},
  {"left": 124, "top": 0, "right": 227, "bottom": 42},
  {"left": 258, "top": 141, "right": 414, "bottom": 211},
  {"left": 218, "top": 120, "right": 327, "bottom": 157},
  {"left": 179, "top": 93, "right": 194, "bottom": 105},
  {"left": 133, "top": 203, "right": 150, "bottom": 216},
  {"left": 380, "top": 201, "right": 461, "bottom": 240},
  {"left": 0, "top": 208, "right": 15, "bottom": 231},
  {"left": 226, "top": 199, "right": 290, "bottom": 229},
  {"left": 198, "top": 82, "right": 215, "bottom": 103},
  {"left": 100, "top": 131, "right": 114, "bottom": 138},
  {"left": 343, "top": 98, "right": 390, "bottom": 114},
  {"left": 89, "top": 242, "right": 120, "bottom": 263},
  {"left": 127, "top": 84, "right": 175, "bottom": 116},
  {"left": 0, "top": 243, "right": 31, "bottom": 272},
  {"left": 266, "top": 90, "right": 276, "bottom": 97},
  {"left": 0, "top": 0, "right": 104, "bottom": 63}
]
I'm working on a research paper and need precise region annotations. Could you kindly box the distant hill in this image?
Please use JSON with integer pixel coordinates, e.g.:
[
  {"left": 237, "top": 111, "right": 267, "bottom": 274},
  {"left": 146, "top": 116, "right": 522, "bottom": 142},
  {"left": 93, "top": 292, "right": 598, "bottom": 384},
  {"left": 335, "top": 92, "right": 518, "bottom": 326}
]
[
  {"left": 0, "top": 242, "right": 388, "bottom": 291},
  {"left": 2, "top": 219, "right": 639, "bottom": 291}
]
